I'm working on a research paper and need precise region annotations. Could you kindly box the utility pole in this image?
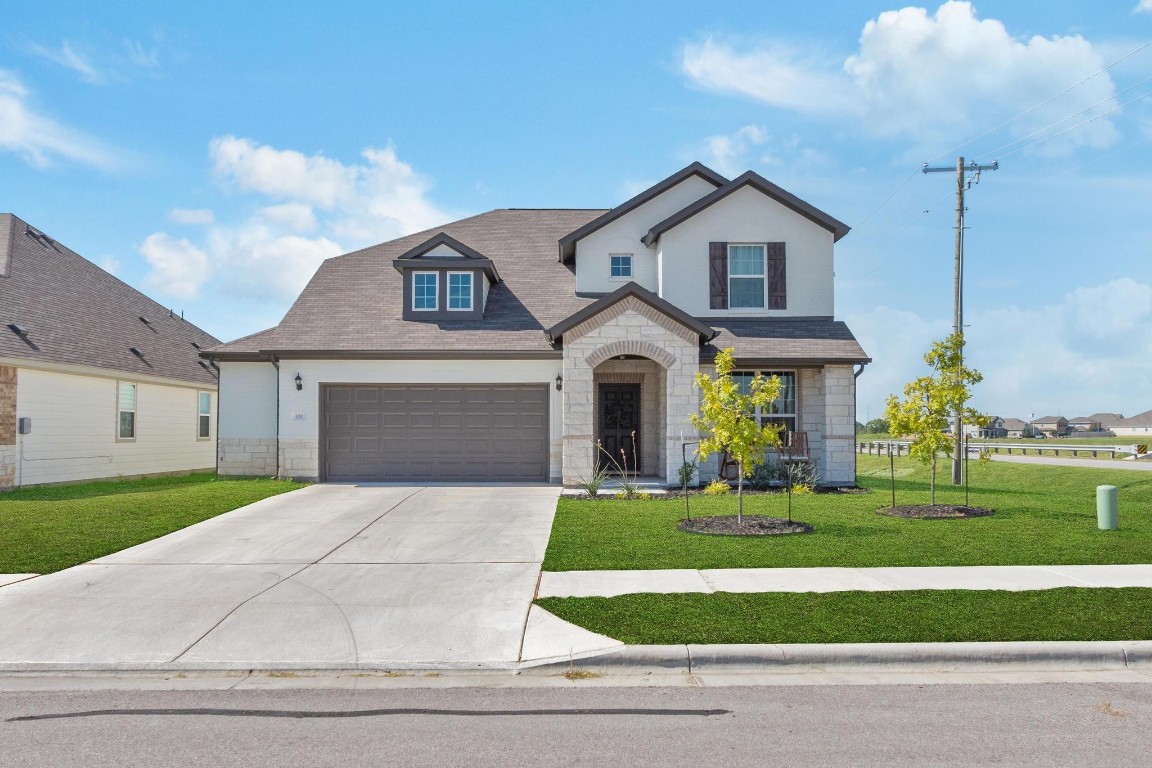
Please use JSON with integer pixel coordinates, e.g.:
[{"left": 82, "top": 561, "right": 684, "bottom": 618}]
[{"left": 922, "top": 157, "right": 998, "bottom": 485}]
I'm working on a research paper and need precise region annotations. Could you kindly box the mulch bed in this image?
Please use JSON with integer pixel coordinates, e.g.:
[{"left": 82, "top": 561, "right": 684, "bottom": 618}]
[
  {"left": 678, "top": 515, "right": 815, "bottom": 536},
  {"left": 564, "top": 486, "right": 870, "bottom": 501},
  {"left": 876, "top": 504, "right": 995, "bottom": 519}
]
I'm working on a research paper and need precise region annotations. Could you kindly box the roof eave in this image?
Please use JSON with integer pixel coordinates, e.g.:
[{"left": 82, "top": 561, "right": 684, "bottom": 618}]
[{"left": 545, "top": 281, "right": 715, "bottom": 345}]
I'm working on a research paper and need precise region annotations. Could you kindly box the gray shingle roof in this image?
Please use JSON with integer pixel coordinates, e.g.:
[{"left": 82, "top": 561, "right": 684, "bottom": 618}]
[
  {"left": 0, "top": 213, "right": 220, "bottom": 385},
  {"left": 1115, "top": 409, "right": 1152, "bottom": 428},
  {"left": 208, "top": 208, "right": 869, "bottom": 364}
]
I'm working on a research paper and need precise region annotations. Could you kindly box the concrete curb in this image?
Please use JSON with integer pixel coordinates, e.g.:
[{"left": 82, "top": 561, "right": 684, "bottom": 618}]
[{"left": 520, "top": 641, "right": 1152, "bottom": 675}]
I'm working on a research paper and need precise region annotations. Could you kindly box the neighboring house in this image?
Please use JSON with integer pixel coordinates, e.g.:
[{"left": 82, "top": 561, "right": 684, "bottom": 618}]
[
  {"left": 204, "top": 163, "right": 870, "bottom": 486},
  {"left": 0, "top": 214, "right": 220, "bottom": 489},
  {"left": 1031, "top": 416, "right": 1069, "bottom": 438},
  {"left": 1111, "top": 409, "right": 1152, "bottom": 437},
  {"left": 975, "top": 416, "right": 1007, "bottom": 439},
  {"left": 1002, "top": 418, "right": 1031, "bottom": 438},
  {"left": 1068, "top": 416, "right": 1101, "bottom": 433}
]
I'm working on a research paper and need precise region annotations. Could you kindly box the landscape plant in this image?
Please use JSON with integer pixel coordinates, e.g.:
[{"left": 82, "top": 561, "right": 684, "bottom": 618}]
[
  {"left": 884, "top": 332, "right": 987, "bottom": 506},
  {"left": 689, "top": 348, "right": 783, "bottom": 523}
]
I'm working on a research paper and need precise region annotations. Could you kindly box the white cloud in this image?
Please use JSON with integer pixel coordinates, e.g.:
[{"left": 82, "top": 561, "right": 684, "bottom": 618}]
[
  {"left": 0, "top": 70, "right": 120, "bottom": 168},
  {"left": 26, "top": 41, "right": 103, "bottom": 85},
  {"left": 683, "top": 1, "right": 1120, "bottom": 154},
  {"left": 169, "top": 208, "right": 215, "bottom": 225},
  {"left": 143, "top": 137, "right": 452, "bottom": 303},
  {"left": 1135, "top": 1, "right": 1152, "bottom": 13},
  {"left": 140, "top": 233, "right": 212, "bottom": 299},
  {"left": 700, "top": 124, "right": 768, "bottom": 177},
  {"left": 851, "top": 277, "right": 1152, "bottom": 420},
  {"left": 98, "top": 257, "right": 121, "bottom": 276}
]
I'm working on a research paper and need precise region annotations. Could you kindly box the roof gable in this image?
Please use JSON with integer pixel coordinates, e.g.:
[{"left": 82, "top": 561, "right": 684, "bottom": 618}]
[
  {"left": 557, "top": 162, "right": 727, "bottom": 263},
  {"left": 545, "top": 281, "right": 715, "bottom": 345},
  {"left": 393, "top": 231, "right": 501, "bottom": 283},
  {"left": 641, "top": 171, "right": 851, "bottom": 247}
]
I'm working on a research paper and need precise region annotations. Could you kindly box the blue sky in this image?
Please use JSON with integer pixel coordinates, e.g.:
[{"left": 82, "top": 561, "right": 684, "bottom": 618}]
[{"left": 3, "top": 1, "right": 1151, "bottom": 421}]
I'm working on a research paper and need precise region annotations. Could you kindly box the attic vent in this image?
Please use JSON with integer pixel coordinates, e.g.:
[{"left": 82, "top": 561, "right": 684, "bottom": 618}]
[
  {"left": 129, "top": 347, "right": 144, "bottom": 358},
  {"left": 7, "top": 323, "right": 28, "bottom": 337},
  {"left": 191, "top": 341, "right": 202, "bottom": 350},
  {"left": 24, "top": 226, "right": 57, "bottom": 250},
  {"left": 139, "top": 316, "right": 151, "bottom": 325}
]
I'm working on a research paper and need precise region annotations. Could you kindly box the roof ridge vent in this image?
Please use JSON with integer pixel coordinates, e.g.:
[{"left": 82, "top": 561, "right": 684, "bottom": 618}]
[{"left": 24, "top": 225, "right": 58, "bottom": 250}]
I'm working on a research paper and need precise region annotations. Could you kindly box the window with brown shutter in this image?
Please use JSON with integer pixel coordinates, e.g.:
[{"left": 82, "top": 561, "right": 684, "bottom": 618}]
[
  {"left": 766, "top": 242, "right": 786, "bottom": 310},
  {"left": 709, "top": 241, "right": 728, "bottom": 309}
]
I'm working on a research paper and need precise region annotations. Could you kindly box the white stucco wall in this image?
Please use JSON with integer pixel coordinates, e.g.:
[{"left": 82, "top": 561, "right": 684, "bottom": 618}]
[
  {"left": 218, "top": 361, "right": 278, "bottom": 440},
  {"left": 275, "top": 358, "right": 564, "bottom": 481},
  {"left": 13, "top": 367, "right": 216, "bottom": 486},
  {"left": 657, "top": 186, "right": 836, "bottom": 317},
  {"left": 574, "top": 175, "right": 718, "bottom": 295}
]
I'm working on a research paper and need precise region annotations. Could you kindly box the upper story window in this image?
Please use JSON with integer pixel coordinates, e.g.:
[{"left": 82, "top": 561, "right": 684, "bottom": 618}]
[
  {"left": 729, "top": 244, "right": 766, "bottom": 308},
  {"left": 448, "top": 272, "right": 473, "bottom": 311},
  {"left": 198, "top": 392, "right": 212, "bottom": 439},
  {"left": 610, "top": 254, "right": 633, "bottom": 278},
  {"left": 413, "top": 272, "right": 438, "bottom": 311},
  {"left": 117, "top": 381, "right": 137, "bottom": 440},
  {"left": 732, "top": 370, "right": 797, "bottom": 433}
]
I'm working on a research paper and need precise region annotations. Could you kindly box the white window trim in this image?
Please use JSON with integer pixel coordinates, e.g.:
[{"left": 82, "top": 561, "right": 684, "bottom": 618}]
[
  {"left": 117, "top": 381, "right": 137, "bottom": 441},
  {"left": 609, "top": 253, "right": 633, "bottom": 281},
  {"left": 446, "top": 271, "right": 473, "bottom": 311},
  {"left": 728, "top": 243, "right": 767, "bottom": 310},
  {"left": 197, "top": 391, "right": 212, "bottom": 440},
  {"left": 413, "top": 271, "right": 438, "bottom": 311},
  {"left": 733, "top": 369, "right": 798, "bottom": 431}
]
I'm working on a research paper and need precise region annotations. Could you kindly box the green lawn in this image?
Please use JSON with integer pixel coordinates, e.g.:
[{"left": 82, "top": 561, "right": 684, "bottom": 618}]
[
  {"left": 0, "top": 473, "right": 308, "bottom": 574},
  {"left": 538, "top": 588, "right": 1152, "bottom": 644},
  {"left": 542, "top": 455, "right": 1152, "bottom": 571}
]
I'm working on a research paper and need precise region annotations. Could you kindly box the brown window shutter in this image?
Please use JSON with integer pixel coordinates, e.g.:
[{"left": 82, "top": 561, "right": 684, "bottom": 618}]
[
  {"left": 709, "top": 241, "right": 728, "bottom": 310},
  {"left": 767, "top": 242, "right": 786, "bottom": 310}
]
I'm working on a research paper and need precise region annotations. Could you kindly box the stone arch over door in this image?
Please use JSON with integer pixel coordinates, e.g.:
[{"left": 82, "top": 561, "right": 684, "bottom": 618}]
[{"left": 585, "top": 339, "right": 678, "bottom": 370}]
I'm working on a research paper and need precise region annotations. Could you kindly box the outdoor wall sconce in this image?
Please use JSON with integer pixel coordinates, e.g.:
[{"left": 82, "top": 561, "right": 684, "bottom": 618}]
[
  {"left": 294, "top": 373, "right": 303, "bottom": 391},
  {"left": 555, "top": 373, "right": 563, "bottom": 392}
]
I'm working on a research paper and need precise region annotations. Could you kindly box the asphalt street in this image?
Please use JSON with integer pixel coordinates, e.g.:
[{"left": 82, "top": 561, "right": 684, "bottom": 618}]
[{"left": 2, "top": 683, "right": 1150, "bottom": 767}]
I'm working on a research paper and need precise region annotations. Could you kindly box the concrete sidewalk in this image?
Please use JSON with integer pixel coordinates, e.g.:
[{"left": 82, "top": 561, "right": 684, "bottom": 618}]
[{"left": 538, "top": 564, "right": 1152, "bottom": 598}]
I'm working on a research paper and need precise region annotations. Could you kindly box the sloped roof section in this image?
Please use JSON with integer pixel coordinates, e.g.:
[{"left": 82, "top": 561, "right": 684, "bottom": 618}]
[
  {"left": 545, "top": 281, "right": 716, "bottom": 345},
  {"left": 1115, "top": 409, "right": 1152, "bottom": 428},
  {"left": 704, "top": 318, "right": 870, "bottom": 365},
  {"left": 557, "top": 162, "right": 728, "bottom": 263},
  {"left": 208, "top": 209, "right": 608, "bottom": 358},
  {"left": 641, "top": 170, "right": 851, "bottom": 246},
  {"left": 0, "top": 213, "right": 220, "bottom": 385}
]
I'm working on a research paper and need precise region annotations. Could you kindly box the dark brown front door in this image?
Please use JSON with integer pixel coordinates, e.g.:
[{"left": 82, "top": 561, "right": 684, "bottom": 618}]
[{"left": 598, "top": 384, "right": 640, "bottom": 472}]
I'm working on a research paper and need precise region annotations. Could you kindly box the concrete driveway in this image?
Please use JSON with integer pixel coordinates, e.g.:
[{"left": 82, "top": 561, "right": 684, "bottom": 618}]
[{"left": 0, "top": 484, "right": 573, "bottom": 670}]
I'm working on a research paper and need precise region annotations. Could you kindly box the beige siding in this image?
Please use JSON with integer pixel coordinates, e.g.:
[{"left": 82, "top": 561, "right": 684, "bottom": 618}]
[{"left": 13, "top": 368, "right": 215, "bottom": 485}]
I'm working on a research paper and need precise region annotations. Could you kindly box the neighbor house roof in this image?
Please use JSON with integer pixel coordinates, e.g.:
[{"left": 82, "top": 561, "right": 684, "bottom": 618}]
[
  {"left": 557, "top": 162, "right": 728, "bottom": 263},
  {"left": 0, "top": 213, "right": 220, "bottom": 385},
  {"left": 1031, "top": 416, "right": 1067, "bottom": 425},
  {"left": 206, "top": 208, "right": 869, "bottom": 364},
  {"left": 641, "top": 170, "right": 851, "bottom": 247},
  {"left": 1114, "top": 409, "right": 1152, "bottom": 428},
  {"left": 1002, "top": 418, "right": 1028, "bottom": 430}
]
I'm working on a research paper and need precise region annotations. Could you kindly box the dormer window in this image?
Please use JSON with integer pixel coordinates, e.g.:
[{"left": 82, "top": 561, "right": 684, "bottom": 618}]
[
  {"left": 448, "top": 272, "right": 473, "bottom": 311},
  {"left": 610, "top": 254, "right": 633, "bottom": 279},
  {"left": 413, "top": 272, "right": 438, "bottom": 311}
]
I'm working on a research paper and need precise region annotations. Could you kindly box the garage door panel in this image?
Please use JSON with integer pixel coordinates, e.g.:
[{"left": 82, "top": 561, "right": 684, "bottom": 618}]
[{"left": 324, "top": 384, "right": 548, "bottom": 482}]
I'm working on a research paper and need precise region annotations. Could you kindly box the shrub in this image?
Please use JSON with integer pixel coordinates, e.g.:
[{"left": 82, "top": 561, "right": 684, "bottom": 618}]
[
  {"left": 677, "top": 459, "right": 699, "bottom": 489},
  {"left": 575, "top": 465, "right": 611, "bottom": 496},
  {"left": 703, "top": 479, "right": 730, "bottom": 495}
]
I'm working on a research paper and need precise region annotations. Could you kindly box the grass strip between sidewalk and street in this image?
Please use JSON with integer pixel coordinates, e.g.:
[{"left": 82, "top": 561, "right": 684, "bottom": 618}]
[
  {"left": 543, "top": 455, "right": 1152, "bottom": 571},
  {"left": 537, "top": 588, "right": 1152, "bottom": 645},
  {"left": 0, "top": 473, "right": 308, "bottom": 574}
]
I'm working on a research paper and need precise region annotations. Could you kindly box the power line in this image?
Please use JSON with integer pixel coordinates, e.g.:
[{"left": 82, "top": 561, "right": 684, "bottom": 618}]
[
  {"left": 927, "top": 39, "right": 1152, "bottom": 163},
  {"left": 995, "top": 88, "right": 1152, "bottom": 159}
]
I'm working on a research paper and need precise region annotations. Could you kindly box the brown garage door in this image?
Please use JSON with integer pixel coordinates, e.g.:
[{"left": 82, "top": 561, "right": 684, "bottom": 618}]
[{"left": 321, "top": 384, "right": 549, "bottom": 482}]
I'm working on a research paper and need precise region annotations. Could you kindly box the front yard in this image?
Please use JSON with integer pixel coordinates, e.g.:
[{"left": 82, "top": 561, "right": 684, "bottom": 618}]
[
  {"left": 0, "top": 473, "right": 307, "bottom": 574},
  {"left": 540, "top": 455, "right": 1152, "bottom": 644},
  {"left": 542, "top": 455, "right": 1152, "bottom": 571}
]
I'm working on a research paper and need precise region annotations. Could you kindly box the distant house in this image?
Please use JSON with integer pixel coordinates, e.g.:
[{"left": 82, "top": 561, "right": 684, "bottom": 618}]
[
  {"left": 1111, "top": 409, "right": 1152, "bottom": 438},
  {"left": 976, "top": 416, "right": 1007, "bottom": 438},
  {"left": 1030, "top": 416, "right": 1069, "bottom": 438},
  {"left": 1, "top": 214, "right": 220, "bottom": 489},
  {"left": 1002, "top": 418, "right": 1038, "bottom": 439},
  {"left": 1068, "top": 412, "right": 1124, "bottom": 436}
]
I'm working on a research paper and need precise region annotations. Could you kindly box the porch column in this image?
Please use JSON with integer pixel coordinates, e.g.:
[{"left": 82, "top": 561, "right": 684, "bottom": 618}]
[
  {"left": 562, "top": 348, "right": 595, "bottom": 484},
  {"left": 663, "top": 352, "right": 700, "bottom": 483}
]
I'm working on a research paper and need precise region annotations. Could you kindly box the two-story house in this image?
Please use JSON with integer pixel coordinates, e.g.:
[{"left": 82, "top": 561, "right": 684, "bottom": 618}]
[{"left": 205, "top": 163, "right": 870, "bottom": 486}]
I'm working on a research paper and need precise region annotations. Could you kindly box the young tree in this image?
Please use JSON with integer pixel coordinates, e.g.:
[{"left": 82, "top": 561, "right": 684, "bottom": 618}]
[
  {"left": 885, "top": 332, "right": 987, "bottom": 505},
  {"left": 690, "top": 348, "right": 783, "bottom": 523}
]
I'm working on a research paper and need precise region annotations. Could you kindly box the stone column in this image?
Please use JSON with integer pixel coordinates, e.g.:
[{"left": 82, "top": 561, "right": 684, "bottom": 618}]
[{"left": 821, "top": 365, "right": 857, "bottom": 486}]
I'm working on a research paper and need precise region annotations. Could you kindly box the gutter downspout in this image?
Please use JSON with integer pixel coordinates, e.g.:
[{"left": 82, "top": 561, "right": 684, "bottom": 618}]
[
  {"left": 853, "top": 363, "right": 867, "bottom": 480},
  {"left": 269, "top": 354, "right": 281, "bottom": 479}
]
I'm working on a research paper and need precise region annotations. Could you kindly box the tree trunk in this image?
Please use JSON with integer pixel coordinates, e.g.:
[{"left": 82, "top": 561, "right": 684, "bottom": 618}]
[
  {"left": 931, "top": 453, "right": 937, "bottom": 505},
  {"left": 737, "top": 461, "right": 744, "bottom": 524},
  {"left": 889, "top": 444, "right": 896, "bottom": 509}
]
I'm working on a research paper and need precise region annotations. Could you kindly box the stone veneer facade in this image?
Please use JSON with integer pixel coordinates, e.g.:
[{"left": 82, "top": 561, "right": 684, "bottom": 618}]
[
  {"left": 562, "top": 296, "right": 701, "bottom": 484},
  {"left": 0, "top": 366, "right": 16, "bottom": 489},
  {"left": 217, "top": 437, "right": 278, "bottom": 477}
]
